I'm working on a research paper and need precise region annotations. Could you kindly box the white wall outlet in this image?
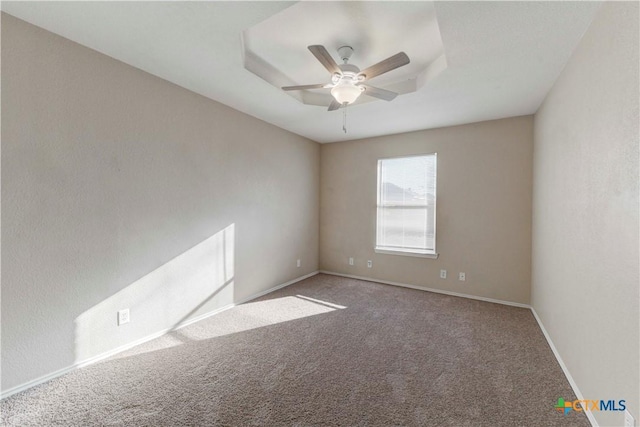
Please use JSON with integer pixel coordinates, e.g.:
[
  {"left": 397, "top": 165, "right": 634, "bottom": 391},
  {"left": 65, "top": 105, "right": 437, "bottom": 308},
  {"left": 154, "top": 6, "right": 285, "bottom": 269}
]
[
  {"left": 349, "top": 257, "right": 354, "bottom": 266},
  {"left": 440, "top": 269, "right": 447, "bottom": 279},
  {"left": 625, "top": 409, "right": 636, "bottom": 427},
  {"left": 117, "top": 309, "right": 130, "bottom": 326},
  {"left": 458, "top": 272, "right": 466, "bottom": 281},
  {"left": 296, "top": 259, "right": 301, "bottom": 268},
  {"left": 367, "top": 260, "right": 372, "bottom": 268}
]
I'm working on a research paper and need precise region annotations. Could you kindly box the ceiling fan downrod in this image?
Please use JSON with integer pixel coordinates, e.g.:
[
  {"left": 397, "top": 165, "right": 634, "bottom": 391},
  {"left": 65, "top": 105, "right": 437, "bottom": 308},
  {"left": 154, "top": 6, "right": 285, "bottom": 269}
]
[{"left": 337, "top": 46, "right": 354, "bottom": 64}]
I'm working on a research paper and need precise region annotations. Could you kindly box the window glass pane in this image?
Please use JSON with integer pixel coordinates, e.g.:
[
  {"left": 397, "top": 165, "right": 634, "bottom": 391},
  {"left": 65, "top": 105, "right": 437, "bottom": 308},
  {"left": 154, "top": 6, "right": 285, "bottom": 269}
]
[
  {"left": 377, "top": 207, "right": 432, "bottom": 249},
  {"left": 376, "top": 154, "right": 436, "bottom": 253},
  {"left": 380, "top": 156, "right": 435, "bottom": 207}
]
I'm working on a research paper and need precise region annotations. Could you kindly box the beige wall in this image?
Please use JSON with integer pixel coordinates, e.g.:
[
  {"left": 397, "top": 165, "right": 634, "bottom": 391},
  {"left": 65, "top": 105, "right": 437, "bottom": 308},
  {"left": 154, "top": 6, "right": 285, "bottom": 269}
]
[
  {"left": 1, "top": 14, "right": 319, "bottom": 392},
  {"left": 4, "top": 5, "right": 638, "bottom": 423},
  {"left": 532, "top": 2, "right": 639, "bottom": 426},
  {"left": 320, "top": 116, "right": 533, "bottom": 304}
]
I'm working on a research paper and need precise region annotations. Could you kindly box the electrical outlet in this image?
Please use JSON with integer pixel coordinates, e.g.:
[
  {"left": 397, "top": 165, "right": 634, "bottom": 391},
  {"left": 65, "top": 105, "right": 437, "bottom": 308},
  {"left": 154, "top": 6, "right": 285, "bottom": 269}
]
[
  {"left": 458, "top": 272, "right": 466, "bottom": 281},
  {"left": 367, "top": 260, "right": 372, "bottom": 268},
  {"left": 118, "top": 309, "right": 130, "bottom": 326},
  {"left": 296, "top": 259, "right": 301, "bottom": 268},
  {"left": 349, "top": 257, "right": 354, "bottom": 266},
  {"left": 625, "top": 410, "right": 636, "bottom": 427},
  {"left": 440, "top": 269, "right": 447, "bottom": 279}
]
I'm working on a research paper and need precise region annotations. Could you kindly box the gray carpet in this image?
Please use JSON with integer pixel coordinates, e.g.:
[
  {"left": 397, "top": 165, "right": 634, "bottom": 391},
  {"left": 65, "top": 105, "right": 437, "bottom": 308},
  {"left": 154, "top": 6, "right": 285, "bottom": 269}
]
[{"left": 1, "top": 274, "right": 589, "bottom": 426}]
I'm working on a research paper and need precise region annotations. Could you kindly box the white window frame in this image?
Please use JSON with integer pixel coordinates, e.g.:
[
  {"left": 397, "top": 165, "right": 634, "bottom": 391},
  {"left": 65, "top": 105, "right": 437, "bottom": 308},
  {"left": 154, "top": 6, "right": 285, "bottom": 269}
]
[{"left": 375, "top": 153, "right": 438, "bottom": 259}]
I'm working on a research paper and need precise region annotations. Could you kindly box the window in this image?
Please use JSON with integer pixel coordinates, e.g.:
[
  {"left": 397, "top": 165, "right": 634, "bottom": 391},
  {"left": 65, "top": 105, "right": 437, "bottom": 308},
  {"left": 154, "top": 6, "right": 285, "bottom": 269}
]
[{"left": 376, "top": 154, "right": 437, "bottom": 258}]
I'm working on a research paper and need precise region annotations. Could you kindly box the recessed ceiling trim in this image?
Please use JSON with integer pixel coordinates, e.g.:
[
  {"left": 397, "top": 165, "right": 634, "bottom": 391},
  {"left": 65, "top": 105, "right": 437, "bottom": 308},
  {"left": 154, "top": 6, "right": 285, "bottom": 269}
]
[{"left": 241, "top": 1, "right": 447, "bottom": 109}]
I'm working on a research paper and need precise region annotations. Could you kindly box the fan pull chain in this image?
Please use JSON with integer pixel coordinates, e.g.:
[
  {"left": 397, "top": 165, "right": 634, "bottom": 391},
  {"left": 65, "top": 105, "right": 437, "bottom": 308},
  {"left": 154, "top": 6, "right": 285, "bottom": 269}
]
[{"left": 342, "top": 103, "right": 348, "bottom": 133}]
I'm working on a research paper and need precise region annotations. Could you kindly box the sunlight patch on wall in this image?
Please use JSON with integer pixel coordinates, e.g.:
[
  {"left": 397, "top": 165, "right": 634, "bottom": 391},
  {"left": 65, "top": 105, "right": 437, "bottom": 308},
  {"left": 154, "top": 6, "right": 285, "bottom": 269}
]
[{"left": 74, "top": 224, "right": 235, "bottom": 363}]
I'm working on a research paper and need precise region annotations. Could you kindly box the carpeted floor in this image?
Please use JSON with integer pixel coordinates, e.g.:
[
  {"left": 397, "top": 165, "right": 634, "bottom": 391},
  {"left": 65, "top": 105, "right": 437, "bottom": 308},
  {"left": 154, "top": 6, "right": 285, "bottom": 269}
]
[{"left": 1, "top": 274, "right": 589, "bottom": 426}]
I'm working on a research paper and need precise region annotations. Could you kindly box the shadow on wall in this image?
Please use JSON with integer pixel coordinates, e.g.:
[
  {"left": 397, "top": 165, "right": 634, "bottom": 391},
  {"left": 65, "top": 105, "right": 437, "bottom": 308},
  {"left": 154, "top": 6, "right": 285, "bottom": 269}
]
[{"left": 74, "top": 224, "right": 236, "bottom": 364}]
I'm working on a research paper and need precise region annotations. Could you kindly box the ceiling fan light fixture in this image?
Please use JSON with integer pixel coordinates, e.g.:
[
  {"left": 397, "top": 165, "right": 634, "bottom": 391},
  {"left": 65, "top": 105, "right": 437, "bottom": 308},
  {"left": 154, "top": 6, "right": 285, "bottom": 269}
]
[
  {"left": 330, "top": 82, "right": 363, "bottom": 105},
  {"left": 283, "top": 45, "right": 409, "bottom": 111}
]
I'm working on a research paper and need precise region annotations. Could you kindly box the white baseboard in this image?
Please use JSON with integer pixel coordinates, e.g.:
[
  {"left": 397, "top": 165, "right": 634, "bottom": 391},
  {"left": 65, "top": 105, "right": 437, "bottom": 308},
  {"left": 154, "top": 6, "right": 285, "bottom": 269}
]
[
  {"left": 530, "top": 308, "right": 598, "bottom": 427},
  {"left": 319, "top": 270, "right": 531, "bottom": 308},
  {"left": 1, "top": 270, "right": 319, "bottom": 400}
]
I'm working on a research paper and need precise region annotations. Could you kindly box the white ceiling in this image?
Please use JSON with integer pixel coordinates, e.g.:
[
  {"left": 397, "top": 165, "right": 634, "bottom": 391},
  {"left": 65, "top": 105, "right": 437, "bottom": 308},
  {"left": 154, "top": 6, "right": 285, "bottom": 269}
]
[{"left": 1, "top": 1, "right": 601, "bottom": 144}]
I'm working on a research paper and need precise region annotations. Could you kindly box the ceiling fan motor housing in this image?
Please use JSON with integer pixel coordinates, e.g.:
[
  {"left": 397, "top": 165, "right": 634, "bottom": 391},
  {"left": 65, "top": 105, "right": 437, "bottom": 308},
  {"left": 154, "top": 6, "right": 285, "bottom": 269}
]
[{"left": 332, "top": 63, "right": 362, "bottom": 85}]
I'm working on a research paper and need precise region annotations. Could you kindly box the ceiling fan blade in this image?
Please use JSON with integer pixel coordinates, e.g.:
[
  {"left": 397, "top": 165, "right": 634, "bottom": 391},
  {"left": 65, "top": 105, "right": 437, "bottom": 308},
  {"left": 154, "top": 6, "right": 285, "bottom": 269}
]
[
  {"left": 328, "top": 99, "right": 342, "bottom": 111},
  {"left": 282, "top": 83, "right": 327, "bottom": 91},
  {"left": 360, "top": 84, "right": 398, "bottom": 101},
  {"left": 308, "top": 45, "right": 342, "bottom": 75},
  {"left": 358, "top": 52, "right": 410, "bottom": 80}
]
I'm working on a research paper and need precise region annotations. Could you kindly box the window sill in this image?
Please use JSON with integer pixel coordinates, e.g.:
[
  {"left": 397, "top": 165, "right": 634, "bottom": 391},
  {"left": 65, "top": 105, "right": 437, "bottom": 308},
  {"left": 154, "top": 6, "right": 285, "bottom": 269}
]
[{"left": 374, "top": 248, "right": 439, "bottom": 259}]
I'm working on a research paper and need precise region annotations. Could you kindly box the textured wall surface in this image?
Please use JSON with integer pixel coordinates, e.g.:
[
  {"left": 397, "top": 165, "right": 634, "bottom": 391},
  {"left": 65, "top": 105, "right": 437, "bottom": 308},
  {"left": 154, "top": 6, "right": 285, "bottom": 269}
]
[
  {"left": 320, "top": 116, "right": 533, "bottom": 305},
  {"left": 531, "top": 2, "right": 639, "bottom": 426},
  {"left": 1, "top": 14, "right": 319, "bottom": 392}
]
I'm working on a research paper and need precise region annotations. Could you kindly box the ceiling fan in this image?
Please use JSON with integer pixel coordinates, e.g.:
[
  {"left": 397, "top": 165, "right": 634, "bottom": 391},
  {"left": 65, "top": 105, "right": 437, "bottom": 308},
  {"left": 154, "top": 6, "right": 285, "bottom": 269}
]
[{"left": 282, "top": 45, "right": 410, "bottom": 111}]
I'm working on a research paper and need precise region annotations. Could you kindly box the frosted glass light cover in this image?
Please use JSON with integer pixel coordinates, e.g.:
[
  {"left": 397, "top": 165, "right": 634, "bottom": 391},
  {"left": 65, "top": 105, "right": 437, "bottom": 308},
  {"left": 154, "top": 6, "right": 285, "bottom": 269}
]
[{"left": 331, "top": 84, "right": 363, "bottom": 104}]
